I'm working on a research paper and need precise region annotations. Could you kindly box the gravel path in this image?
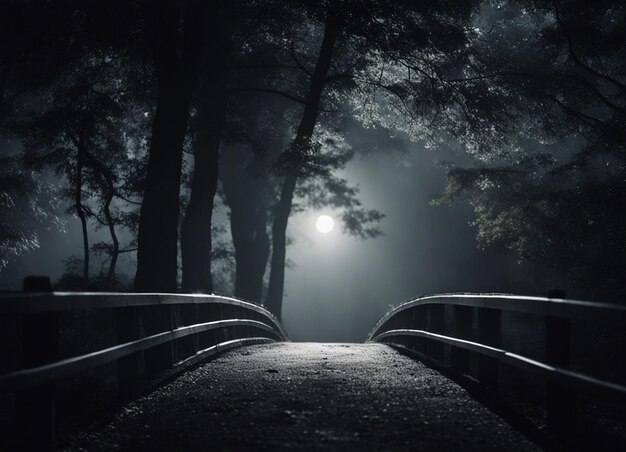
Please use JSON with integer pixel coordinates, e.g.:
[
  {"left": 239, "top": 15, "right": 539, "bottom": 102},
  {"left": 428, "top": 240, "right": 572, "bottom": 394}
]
[{"left": 70, "top": 343, "right": 539, "bottom": 451}]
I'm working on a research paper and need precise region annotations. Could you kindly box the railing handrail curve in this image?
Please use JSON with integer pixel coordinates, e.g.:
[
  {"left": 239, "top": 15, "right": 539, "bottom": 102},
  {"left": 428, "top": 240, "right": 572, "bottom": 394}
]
[
  {"left": 0, "top": 291, "right": 288, "bottom": 340},
  {"left": 0, "top": 317, "right": 277, "bottom": 392},
  {"left": 368, "top": 292, "right": 626, "bottom": 441},
  {"left": 371, "top": 328, "right": 626, "bottom": 400},
  {"left": 368, "top": 292, "right": 626, "bottom": 340}
]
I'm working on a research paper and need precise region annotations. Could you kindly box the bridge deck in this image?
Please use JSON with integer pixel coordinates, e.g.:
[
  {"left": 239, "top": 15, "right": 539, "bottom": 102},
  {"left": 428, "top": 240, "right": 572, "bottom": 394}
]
[{"left": 71, "top": 343, "right": 538, "bottom": 450}]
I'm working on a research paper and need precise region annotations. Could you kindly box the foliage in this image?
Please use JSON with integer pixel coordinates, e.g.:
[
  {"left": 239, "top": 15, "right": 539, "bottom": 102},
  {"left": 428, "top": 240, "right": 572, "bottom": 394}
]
[
  {"left": 294, "top": 124, "right": 385, "bottom": 239},
  {"left": 0, "top": 152, "right": 61, "bottom": 270},
  {"left": 1, "top": 0, "right": 624, "bottom": 302},
  {"left": 7, "top": 47, "right": 151, "bottom": 281},
  {"left": 434, "top": 0, "right": 626, "bottom": 300}
]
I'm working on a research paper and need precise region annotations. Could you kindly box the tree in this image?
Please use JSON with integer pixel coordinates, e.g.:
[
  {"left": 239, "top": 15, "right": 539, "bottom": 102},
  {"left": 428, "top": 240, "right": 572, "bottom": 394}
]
[
  {"left": 0, "top": 151, "right": 59, "bottom": 271},
  {"left": 434, "top": 0, "right": 626, "bottom": 301},
  {"left": 179, "top": 0, "right": 235, "bottom": 293},
  {"left": 264, "top": 0, "right": 480, "bottom": 318},
  {"left": 180, "top": 0, "right": 296, "bottom": 294},
  {"left": 134, "top": 0, "right": 207, "bottom": 292},
  {"left": 219, "top": 103, "right": 276, "bottom": 303},
  {"left": 180, "top": 0, "right": 381, "bottom": 304},
  {"left": 0, "top": 0, "right": 149, "bottom": 286},
  {"left": 8, "top": 40, "right": 150, "bottom": 287},
  {"left": 264, "top": 10, "right": 341, "bottom": 318}
]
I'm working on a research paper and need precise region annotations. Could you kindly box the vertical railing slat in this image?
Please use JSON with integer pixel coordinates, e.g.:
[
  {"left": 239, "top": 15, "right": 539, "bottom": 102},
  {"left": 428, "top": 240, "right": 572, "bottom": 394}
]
[
  {"left": 476, "top": 307, "right": 501, "bottom": 386},
  {"left": 427, "top": 305, "right": 445, "bottom": 361},
  {"left": 143, "top": 304, "right": 174, "bottom": 372},
  {"left": 17, "top": 276, "right": 58, "bottom": 451},
  {"left": 545, "top": 289, "right": 576, "bottom": 441},
  {"left": 116, "top": 306, "right": 141, "bottom": 399},
  {"left": 451, "top": 305, "right": 472, "bottom": 373}
]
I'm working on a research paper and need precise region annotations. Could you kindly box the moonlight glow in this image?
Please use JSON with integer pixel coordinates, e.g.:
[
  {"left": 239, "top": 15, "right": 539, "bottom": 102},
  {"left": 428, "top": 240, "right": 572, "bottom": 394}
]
[{"left": 315, "top": 215, "right": 335, "bottom": 233}]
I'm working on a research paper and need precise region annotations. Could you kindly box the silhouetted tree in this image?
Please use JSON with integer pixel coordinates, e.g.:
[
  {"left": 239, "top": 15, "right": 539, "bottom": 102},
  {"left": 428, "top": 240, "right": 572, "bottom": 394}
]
[
  {"left": 264, "top": 9, "right": 341, "bottom": 318},
  {"left": 265, "top": 0, "right": 478, "bottom": 318},
  {"left": 180, "top": 0, "right": 295, "bottom": 294},
  {"left": 13, "top": 51, "right": 147, "bottom": 285},
  {"left": 134, "top": 0, "right": 207, "bottom": 292},
  {"left": 0, "top": 0, "right": 149, "bottom": 286}
]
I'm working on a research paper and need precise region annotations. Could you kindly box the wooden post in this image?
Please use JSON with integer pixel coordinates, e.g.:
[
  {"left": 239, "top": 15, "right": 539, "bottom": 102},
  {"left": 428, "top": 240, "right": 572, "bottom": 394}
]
[
  {"left": 427, "top": 304, "right": 444, "bottom": 361},
  {"left": 477, "top": 307, "right": 501, "bottom": 386},
  {"left": 414, "top": 306, "right": 427, "bottom": 353},
  {"left": 406, "top": 308, "right": 417, "bottom": 351},
  {"left": 17, "top": 276, "right": 57, "bottom": 451},
  {"left": 231, "top": 305, "right": 241, "bottom": 341},
  {"left": 219, "top": 303, "right": 230, "bottom": 342},
  {"left": 450, "top": 305, "right": 472, "bottom": 373},
  {"left": 174, "top": 304, "right": 199, "bottom": 362},
  {"left": 116, "top": 306, "right": 141, "bottom": 399},
  {"left": 197, "top": 303, "right": 214, "bottom": 349},
  {"left": 143, "top": 305, "right": 174, "bottom": 373},
  {"left": 545, "top": 289, "right": 576, "bottom": 440}
]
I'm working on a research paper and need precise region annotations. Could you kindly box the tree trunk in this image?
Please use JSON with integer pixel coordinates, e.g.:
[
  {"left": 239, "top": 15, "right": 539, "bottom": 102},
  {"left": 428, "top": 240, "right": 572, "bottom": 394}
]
[
  {"left": 221, "top": 145, "right": 272, "bottom": 303},
  {"left": 265, "top": 169, "right": 297, "bottom": 318},
  {"left": 104, "top": 190, "right": 119, "bottom": 284},
  {"left": 75, "top": 143, "right": 89, "bottom": 282},
  {"left": 180, "top": 123, "right": 221, "bottom": 293},
  {"left": 265, "top": 19, "right": 338, "bottom": 319},
  {"left": 84, "top": 150, "right": 119, "bottom": 286},
  {"left": 180, "top": 11, "right": 229, "bottom": 293},
  {"left": 0, "top": 60, "right": 11, "bottom": 118},
  {"left": 230, "top": 194, "right": 270, "bottom": 303},
  {"left": 250, "top": 205, "right": 270, "bottom": 301},
  {"left": 134, "top": 0, "right": 205, "bottom": 292}
]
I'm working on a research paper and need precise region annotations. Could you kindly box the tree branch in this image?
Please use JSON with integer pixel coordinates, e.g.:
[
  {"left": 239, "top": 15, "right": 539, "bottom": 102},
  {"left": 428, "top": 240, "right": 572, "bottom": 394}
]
[
  {"left": 231, "top": 87, "right": 338, "bottom": 113},
  {"left": 290, "top": 41, "right": 313, "bottom": 76},
  {"left": 552, "top": 1, "right": 626, "bottom": 92}
]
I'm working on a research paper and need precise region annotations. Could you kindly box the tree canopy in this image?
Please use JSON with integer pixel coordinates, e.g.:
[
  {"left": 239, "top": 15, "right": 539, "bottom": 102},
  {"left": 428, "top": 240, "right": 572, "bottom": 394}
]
[{"left": 0, "top": 0, "right": 623, "bottom": 308}]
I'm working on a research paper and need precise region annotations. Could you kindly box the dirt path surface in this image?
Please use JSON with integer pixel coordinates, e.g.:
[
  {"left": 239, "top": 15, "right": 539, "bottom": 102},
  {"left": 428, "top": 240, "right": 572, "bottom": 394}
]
[{"left": 70, "top": 343, "right": 539, "bottom": 451}]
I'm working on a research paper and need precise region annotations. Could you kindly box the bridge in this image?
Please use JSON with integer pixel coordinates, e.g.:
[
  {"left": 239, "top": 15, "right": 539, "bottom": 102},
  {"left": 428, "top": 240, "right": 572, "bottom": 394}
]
[{"left": 1, "top": 279, "right": 625, "bottom": 450}]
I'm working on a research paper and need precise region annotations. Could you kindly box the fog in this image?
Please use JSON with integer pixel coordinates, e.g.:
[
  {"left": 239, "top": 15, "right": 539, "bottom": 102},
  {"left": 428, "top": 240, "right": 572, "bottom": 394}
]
[
  {"left": 283, "top": 126, "right": 528, "bottom": 341},
  {"left": 3, "top": 119, "right": 545, "bottom": 342}
]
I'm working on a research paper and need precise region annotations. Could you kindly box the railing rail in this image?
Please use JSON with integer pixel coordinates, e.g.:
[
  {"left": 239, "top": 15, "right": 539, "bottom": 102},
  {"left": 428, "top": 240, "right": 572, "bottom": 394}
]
[
  {"left": 368, "top": 292, "right": 626, "bottom": 443},
  {"left": 0, "top": 282, "right": 287, "bottom": 450},
  {"left": 0, "top": 291, "right": 287, "bottom": 338},
  {"left": 369, "top": 293, "right": 626, "bottom": 336},
  {"left": 0, "top": 319, "right": 278, "bottom": 392}
]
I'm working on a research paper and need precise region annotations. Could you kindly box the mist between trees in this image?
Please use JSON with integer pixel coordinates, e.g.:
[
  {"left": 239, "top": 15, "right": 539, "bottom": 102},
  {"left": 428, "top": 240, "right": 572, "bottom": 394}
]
[{"left": 1, "top": 0, "right": 624, "bottom": 322}]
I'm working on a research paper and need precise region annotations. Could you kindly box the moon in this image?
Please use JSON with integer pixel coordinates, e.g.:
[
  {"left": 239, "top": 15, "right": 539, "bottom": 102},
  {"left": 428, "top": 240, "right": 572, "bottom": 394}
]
[{"left": 315, "top": 215, "right": 335, "bottom": 234}]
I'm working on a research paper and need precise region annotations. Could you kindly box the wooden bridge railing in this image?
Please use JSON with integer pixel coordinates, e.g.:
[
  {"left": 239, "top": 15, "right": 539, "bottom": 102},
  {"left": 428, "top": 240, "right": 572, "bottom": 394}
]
[
  {"left": 367, "top": 292, "right": 626, "bottom": 443},
  {"left": 0, "top": 278, "right": 287, "bottom": 450}
]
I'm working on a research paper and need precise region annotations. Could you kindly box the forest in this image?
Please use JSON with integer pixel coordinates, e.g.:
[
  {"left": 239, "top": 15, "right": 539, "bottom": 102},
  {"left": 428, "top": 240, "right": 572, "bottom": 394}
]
[{"left": 1, "top": 0, "right": 625, "bottom": 323}]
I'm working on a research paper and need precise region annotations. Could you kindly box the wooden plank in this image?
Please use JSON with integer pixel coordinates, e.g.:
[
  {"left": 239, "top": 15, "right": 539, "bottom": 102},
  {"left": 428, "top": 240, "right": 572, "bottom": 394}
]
[
  {"left": 368, "top": 293, "right": 626, "bottom": 340},
  {"left": 371, "top": 329, "right": 626, "bottom": 401},
  {"left": 0, "top": 292, "right": 288, "bottom": 340},
  {"left": 116, "top": 306, "right": 141, "bottom": 399},
  {"left": 0, "top": 319, "right": 279, "bottom": 392},
  {"left": 476, "top": 308, "right": 501, "bottom": 386},
  {"left": 17, "top": 276, "right": 57, "bottom": 450},
  {"left": 450, "top": 305, "right": 472, "bottom": 373},
  {"left": 545, "top": 289, "right": 576, "bottom": 440}
]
